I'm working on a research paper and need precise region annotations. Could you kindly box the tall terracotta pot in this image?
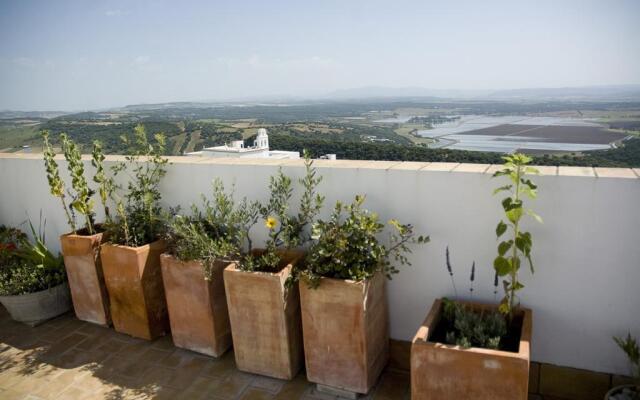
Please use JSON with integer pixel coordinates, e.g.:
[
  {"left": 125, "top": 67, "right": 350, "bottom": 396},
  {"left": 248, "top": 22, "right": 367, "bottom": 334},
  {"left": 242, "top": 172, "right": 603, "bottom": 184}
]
[
  {"left": 299, "top": 272, "right": 389, "bottom": 395},
  {"left": 223, "top": 249, "right": 304, "bottom": 380},
  {"left": 160, "top": 254, "right": 232, "bottom": 357},
  {"left": 411, "top": 299, "right": 532, "bottom": 400},
  {"left": 101, "top": 240, "right": 169, "bottom": 340},
  {"left": 60, "top": 231, "right": 110, "bottom": 326}
]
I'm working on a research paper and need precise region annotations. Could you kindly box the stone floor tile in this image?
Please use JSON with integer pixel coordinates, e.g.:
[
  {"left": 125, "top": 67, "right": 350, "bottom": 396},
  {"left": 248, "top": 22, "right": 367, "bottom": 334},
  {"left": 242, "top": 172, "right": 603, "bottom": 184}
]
[
  {"left": 176, "top": 376, "right": 222, "bottom": 400},
  {"left": 138, "top": 347, "right": 173, "bottom": 365},
  {"left": 240, "top": 387, "right": 276, "bottom": 400},
  {"left": 273, "top": 375, "right": 313, "bottom": 400},
  {"left": 206, "top": 370, "right": 255, "bottom": 399},
  {"left": 151, "top": 336, "right": 175, "bottom": 351},
  {"left": 1, "top": 388, "right": 30, "bottom": 400},
  {"left": 372, "top": 371, "right": 409, "bottom": 400},
  {"left": 251, "top": 376, "right": 286, "bottom": 394},
  {"left": 201, "top": 352, "right": 236, "bottom": 378}
]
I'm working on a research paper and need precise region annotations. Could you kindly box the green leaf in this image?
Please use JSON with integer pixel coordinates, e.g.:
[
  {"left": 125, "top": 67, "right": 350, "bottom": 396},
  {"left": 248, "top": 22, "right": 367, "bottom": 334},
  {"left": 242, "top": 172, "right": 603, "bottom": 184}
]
[
  {"left": 506, "top": 207, "right": 523, "bottom": 224},
  {"left": 498, "top": 240, "right": 512, "bottom": 256},
  {"left": 496, "top": 221, "right": 507, "bottom": 237},
  {"left": 494, "top": 256, "right": 510, "bottom": 276},
  {"left": 493, "top": 185, "right": 512, "bottom": 195},
  {"left": 526, "top": 209, "right": 543, "bottom": 223}
]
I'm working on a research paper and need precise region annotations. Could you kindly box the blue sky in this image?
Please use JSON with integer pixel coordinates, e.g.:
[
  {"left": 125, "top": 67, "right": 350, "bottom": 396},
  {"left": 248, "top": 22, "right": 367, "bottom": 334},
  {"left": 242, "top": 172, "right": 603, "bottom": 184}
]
[{"left": 1, "top": 0, "right": 639, "bottom": 110}]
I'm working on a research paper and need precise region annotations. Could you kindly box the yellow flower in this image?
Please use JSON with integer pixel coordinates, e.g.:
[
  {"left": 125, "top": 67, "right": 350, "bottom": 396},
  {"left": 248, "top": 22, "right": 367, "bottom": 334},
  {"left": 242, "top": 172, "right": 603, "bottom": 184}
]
[{"left": 265, "top": 216, "right": 277, "bottom": 230}]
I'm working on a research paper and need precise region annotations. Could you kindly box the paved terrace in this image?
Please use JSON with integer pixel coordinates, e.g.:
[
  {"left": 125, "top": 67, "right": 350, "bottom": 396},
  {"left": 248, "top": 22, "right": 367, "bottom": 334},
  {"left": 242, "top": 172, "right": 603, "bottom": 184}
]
[{"left": 0, "top": 306, "right": 579, "bottom": 400}]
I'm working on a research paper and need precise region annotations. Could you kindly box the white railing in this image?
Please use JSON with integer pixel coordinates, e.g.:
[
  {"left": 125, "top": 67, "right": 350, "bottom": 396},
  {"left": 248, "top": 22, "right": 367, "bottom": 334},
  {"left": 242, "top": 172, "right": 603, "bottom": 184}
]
[{"left": 1, "top": 153, "right": 639, "bottom": 375}]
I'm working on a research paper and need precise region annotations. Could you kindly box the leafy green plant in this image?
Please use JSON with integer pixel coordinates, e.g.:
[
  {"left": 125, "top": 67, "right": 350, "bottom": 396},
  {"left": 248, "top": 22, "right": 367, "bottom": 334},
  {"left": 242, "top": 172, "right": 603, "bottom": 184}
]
[
  {"left": 239, "top": 151, "right": 324, "bottom": 273},
  {"left": 300, "top": 195, "right": 429, "bottom": 288},
  {"left": 492, "top": 153, "right": 542, "bottom": 317},
  {"left": 42, "top": 131, "right": 108, "bottom": 235},
  {"left": 42, "top": 130, "right": 76, "bottom": 233},
  {"left": 91, "top": 140, "right": 116, "bottom": 223},
  {"left": 0, "top": 218, "right": 65, "bottom": 297},
  {"left": 60, "top": 133, "right": 96, "bottom": 234},
  {"left": 614, "top": 333, "right": 640, "bottom": 392},
  {"left": 105, "top": 124, "right": 169, "bottom": 247},
  {"left": 164, "top": 180, "right": 260, "bottom": 279}
]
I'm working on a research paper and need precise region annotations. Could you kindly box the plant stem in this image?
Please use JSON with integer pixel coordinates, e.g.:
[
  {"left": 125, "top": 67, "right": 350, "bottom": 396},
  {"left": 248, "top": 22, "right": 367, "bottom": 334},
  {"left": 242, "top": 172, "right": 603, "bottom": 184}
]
[
  {"left": 60, "top": 196, "right": 76, "bottom": 234},
  {"left": 509, "top": 163, "right": 522, "bottom": 320}
]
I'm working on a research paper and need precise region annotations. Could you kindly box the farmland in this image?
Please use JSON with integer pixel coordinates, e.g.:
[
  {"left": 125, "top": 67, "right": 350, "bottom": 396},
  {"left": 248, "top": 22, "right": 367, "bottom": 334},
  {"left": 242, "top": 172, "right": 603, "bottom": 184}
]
[{"left": 1, "top": 99, "right": 639, "bottom": 167}]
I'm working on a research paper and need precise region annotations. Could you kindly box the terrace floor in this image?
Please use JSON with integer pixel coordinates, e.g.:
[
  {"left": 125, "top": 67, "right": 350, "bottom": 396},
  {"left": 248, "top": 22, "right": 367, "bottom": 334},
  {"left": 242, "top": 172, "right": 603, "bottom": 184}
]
[{"left": 0, "top": 306, "right": 563, "bottom": 400}]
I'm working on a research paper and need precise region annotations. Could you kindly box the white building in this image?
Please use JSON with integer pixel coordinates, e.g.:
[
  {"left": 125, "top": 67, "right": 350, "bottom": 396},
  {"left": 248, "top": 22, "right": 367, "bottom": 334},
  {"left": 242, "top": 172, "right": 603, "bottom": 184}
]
[{"left": 188, "top": 128, "right": 300, "bottom": 159}]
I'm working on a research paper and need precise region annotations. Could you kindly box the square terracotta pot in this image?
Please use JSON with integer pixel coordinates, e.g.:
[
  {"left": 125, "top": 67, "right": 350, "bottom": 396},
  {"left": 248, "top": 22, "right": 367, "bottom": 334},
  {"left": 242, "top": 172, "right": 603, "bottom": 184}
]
[
  {"left": 60, "top": 231, "right": 110, "bottom": 326},
  {"left": 223, "top": 249, "right": 304, "bottom": 380},
  {"left": 411, "top": 298, "right": 532, "bottom": 400},
  {"left": 101, "top": 240, "right": 169, "bottom": 340},
  {"left": 160, "top": 254, "right": 232, "bottom": 357},
  {"left": 299, "top": 272, "right": 389, "bottom": 394}
]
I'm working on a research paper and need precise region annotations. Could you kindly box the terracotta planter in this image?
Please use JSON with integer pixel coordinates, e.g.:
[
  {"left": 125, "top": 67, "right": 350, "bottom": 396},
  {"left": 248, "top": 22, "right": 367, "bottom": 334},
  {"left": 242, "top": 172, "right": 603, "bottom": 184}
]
[
  {"left": 411, "top": 298, "right": 532, "bottom": 400},
  {"left": 223, "top": 249, "right": 304, "bottom": 380},
  {"left": 299, "top": 272, "right": 389, "bottom": 394},
  {"left": 0, "top": 282, "right": 71, "bottom": 326},
  {"left": 160, "top": 254, "right": 232, "bottom": 357},
  {"left": 60, "top": 231, "right": 110, "bottom": 326},
  {"left": 101, "top": 240, "right": 169, "bottom": 340}
]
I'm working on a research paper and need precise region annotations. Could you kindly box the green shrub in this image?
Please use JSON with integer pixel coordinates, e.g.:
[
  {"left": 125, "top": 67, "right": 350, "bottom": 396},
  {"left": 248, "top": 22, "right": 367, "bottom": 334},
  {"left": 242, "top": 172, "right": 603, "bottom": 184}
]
[
  {"left": 238, "top": 151, "right": 323, "bottom": 273},
  {"left": 614, "top": 333, "right": 640, "bottom": 391},
  {"left": 300, "top": 195, "right": 428, "bottom": 288},
  {"left": 164, "top": 180, "right": 260, "bottom": 279},
  {"left": 104, "top": 124, "right": 169, "bottom": 246},
  {"left": 0, "top": 220, "right": 65, "bottom": 296}
]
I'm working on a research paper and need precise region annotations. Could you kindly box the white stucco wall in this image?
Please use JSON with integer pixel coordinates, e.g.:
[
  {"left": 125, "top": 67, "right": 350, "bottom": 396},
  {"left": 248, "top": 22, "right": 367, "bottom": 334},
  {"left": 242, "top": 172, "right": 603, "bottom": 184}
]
[{"left": 0, "top": 153, "right": 638, "bottom": 375}]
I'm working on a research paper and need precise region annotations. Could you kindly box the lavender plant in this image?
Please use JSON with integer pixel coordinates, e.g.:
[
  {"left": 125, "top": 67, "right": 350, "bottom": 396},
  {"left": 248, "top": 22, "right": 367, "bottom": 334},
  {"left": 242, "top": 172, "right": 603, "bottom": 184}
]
[{"left": 441, "top": 247, "right": 506, "bottom": 350}]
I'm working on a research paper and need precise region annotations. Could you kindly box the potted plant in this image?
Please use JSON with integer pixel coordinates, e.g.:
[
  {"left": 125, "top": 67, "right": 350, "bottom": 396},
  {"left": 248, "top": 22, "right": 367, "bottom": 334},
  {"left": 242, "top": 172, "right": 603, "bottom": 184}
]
[
  {"left": 298, "top": 195, "right": 428, "bottom": 395},
  {"left": 0, "top": 220, "right": 71, "bottom": 326},
  {"left": 223, "top": 152, "right": 323, "bottom": 380},
  {"left": 42, "top": 131, "right": 111, "bottom": 326},
  {"left": 411, "top": 153, "right": 541, "bottom": 400},
  {"left": 605, "top": 333, "right": 639, "bottom": 400},
  {"left": 100, "top": 124, "right": 170, "bottom": 340},
  {"left": 160, "top": 179, "right": 259, "bottom": 357}
]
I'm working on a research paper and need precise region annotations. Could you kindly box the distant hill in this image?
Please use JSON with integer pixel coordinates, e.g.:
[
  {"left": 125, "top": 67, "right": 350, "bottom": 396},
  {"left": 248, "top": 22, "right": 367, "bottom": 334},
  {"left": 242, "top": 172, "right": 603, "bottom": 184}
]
[
  {"left": 0, "top": 110, "right": 70, "bottom": 120},
  {"left": 324, "top": 86, "right": 489, "bottom": 100},
  {"left": 486, "top": 85, "right": 640, "bottom": 101},
  {"left": 323, "top": 84, "right": 640, "bottom": 102}
]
